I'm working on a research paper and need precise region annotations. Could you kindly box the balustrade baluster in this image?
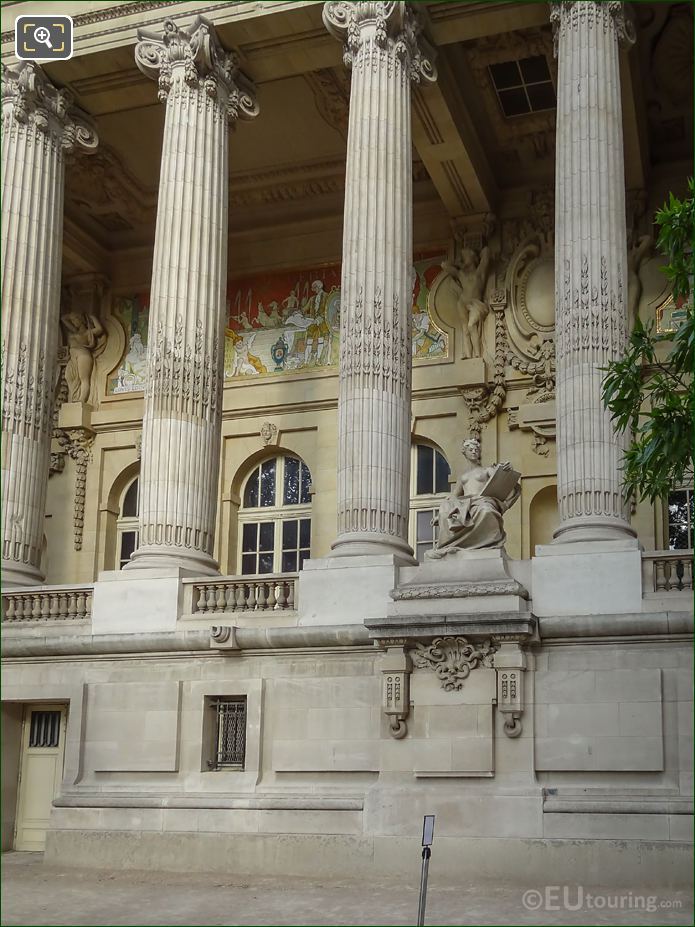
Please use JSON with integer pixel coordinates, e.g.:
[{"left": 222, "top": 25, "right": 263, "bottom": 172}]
[
  {"left": 49, "top": 593, "right": 59, "bottom": 619},
  {"left": 246, "top": 583, "right": 256, "bottom": 610},
  {"left": 4, "top": 596, "right": 16, "bottom": 620},
  {"left": 654, "top": 560, "right": 666, "bottom": 592},
  {"left": 256, "top": 583, "right": 267, "bottom": 611},
  {"left": 235, "top": 583, "right": 246, "bottom": 610},
  {"left": 215, "top": 585, "right": 226, "bottom": 612},
  {"left": 75, "top": 592, "right": 86, "bottom": 618},
  {"left": 205, "top": 585, "right": 217, "bottom": 613},
  {"left": 57, "top": 593, "right": 68, "bottom": 619},
  {"left": 287, "top": 581, "right": 295, "bottom": 609},
  {"left": 196, "top": 585, "right": 207, "bottom": 613},
  {"left": 276, "top": 582, "right": 287, "bottom": 609},
  {"left": 67, "top": 593, "right": 77, "bottom": 619},
  {"left": 266, "top": 582, "right": 277, "bottom": 610},
  {"left": 32, "top": 595, "right": 42, "bottom": 619}
]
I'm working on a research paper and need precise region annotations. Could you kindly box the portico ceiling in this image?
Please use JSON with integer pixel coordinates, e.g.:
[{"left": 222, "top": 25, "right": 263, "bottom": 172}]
[{"left": 1, "top": 1, "right": 689, "bottom": 263}]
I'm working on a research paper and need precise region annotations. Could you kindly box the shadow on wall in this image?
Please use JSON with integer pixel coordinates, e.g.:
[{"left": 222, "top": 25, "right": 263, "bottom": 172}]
[{"left": 530, "top": 484, "right": 558, "bottom": 552}]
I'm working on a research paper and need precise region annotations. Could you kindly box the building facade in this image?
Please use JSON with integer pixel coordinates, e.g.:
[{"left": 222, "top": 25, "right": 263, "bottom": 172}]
[{"left": 1, "top": 0, "right": 692, "bottom": 886}]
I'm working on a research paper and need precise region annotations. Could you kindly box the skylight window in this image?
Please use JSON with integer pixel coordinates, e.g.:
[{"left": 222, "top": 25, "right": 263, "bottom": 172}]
[{"left": 489, "top": 55, "right": 556, "bottom": 118}]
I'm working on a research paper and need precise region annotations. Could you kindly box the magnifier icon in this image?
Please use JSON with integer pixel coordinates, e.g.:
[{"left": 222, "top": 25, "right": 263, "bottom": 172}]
[{"left": 34, "top": 26, "right": 53, "bottom": 49}]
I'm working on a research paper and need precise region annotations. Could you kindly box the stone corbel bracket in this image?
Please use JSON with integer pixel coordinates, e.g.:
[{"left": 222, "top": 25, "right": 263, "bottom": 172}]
[
  {"left": 493, "top": 640, "right": 526, "bottom": 738},
  {"left": 375, "top": 639, "right": 411, "bottom": 739}
]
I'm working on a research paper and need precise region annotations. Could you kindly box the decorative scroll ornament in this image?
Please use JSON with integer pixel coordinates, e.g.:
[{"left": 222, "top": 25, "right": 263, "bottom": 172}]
[
  {"left": 54, "top": 427, "right": 95, "bottom": 550},
  {"left": 323, "top": 1, "right": 436, "bottom": 84},
  {"left": 550, "top": 1, "right": 635, "bottom": 57},
  {"left": 1, "top": 62, "right": 98, "bottom": 152},
  {"left": 411, "top": 636, "right": 497, "bottom": 691},
  {"left": 460, "top": 294, "right": 508, "bottom": 440},
  {"left": 135, "top": 16, "right": 259, "bottom": 122}
]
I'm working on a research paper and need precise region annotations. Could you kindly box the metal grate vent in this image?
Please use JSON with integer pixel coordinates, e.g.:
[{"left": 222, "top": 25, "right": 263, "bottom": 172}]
[
  {"left": 29, "top": 710, "right": 61, "bottom": 748},
  {"left": 211, "top": 698, "right": 246, "bottom": 769}
]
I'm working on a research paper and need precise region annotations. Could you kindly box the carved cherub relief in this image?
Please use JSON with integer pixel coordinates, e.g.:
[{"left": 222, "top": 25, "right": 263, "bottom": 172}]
[
  {"left": 441, "top": 240, "right": 492, "bottom": 359},
  {"left": 61, "top": 312, "right": 107, "bottom": 405}
]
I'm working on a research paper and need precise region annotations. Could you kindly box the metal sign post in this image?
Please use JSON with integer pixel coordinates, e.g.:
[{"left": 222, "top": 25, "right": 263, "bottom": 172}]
[{"left": 417, "top": 815, "right": 435, "bottom": 927}]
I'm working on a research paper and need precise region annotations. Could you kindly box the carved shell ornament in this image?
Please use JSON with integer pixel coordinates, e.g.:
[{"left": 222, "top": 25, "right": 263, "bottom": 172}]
[{"left": 411, "top": 636, "right": 497, "bottom": 691}]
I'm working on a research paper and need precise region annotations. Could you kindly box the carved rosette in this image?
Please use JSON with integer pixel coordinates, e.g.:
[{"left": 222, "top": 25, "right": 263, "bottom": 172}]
[
  {"left": 128, "top": 18, "right": 257, "bottom": 574},
  {"left": 1, "top": 65, "right": 98, "bottom": 585},
  {"left": 551, "top": 0, "right": 635, "bottom": 541},
  {"left": 325, "top": 2, "right": 436, "bottom": 558}
]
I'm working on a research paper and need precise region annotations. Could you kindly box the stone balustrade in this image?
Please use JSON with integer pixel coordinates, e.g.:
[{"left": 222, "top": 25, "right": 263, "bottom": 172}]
[
  {"left": 2, "top": 585, "right": 93, "bottom": 622},
  {"left": 191, "top": 575, "right": 298, "bottom": 614},
  {"left": 642, "top": 551, "right": 694, "bottom": 593}
]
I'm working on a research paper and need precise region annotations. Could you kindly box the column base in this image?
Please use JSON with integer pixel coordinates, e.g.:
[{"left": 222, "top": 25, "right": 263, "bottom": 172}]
[
  {"left": 1, "top": 560, "right": 45, "bottom": 588},
  {"left": 532, "top": 539, "right": 642, "bottom": 617},
  {"left": 553, "top": 516, "right": 637, "bottom": 544},
  {"left": 330, "top": 532, "right": 416, "bottom": 563},
  {"left": 124, "top": 545, "right": 219, "bottom": 576}
]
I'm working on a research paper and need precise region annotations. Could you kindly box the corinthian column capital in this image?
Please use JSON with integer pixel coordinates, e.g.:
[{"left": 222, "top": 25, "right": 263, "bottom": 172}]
[
  {"left": 1, "top": 62, "right": 98, "bottom": 152},
  {"left": 135, "top": 16, "right": 259, "bottom": 122},
  {"left": 550, "top": 1, "right": 636, "bottom": 55},
  {"left": 323, "top": 1, "right": 436, "bottom": 83}
]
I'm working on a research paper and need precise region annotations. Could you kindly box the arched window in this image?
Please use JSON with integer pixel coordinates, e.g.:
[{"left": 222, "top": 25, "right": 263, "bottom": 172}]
[
  {"left": 409, "top": 443, "right": 451, "bottom": 562},
  {"left": 117, "top": 477, "right": 139, "bottom": 569},
  {"left": 239, "top": 455, "right": 312, "bottom": 574}
]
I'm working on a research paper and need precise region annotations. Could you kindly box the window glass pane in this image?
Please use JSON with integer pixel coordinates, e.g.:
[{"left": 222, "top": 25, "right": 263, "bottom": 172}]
[
  {"left": 29, "top": 711, "right": 61, "bottom": 748},
  {"left": 259, "top": 522, "right": 275, "bottom": 551},
  {"left": 243, "top": 468, "right": 259, "bottom": 508},
  {"left": 668, "top": 491, "right": 689, "bottom": 550},
  {"left": 260, "top": 459, "right": 276, "bottom": 507},
  {"left": 416, "top": 445, "right": 434, "bottom": 495},
  {"left": 119, "top": 531, "right": 137, "bottom": 567},
  {"left": 417, "top": 510, "right": 434, "bottom": 542},
  {"left": 519, "top": 55, "right": 550, "bottom": 84},
  {"left": 282, "top": 519, "right": 298, "bottom": 549},
  {"left": 300, "top": 462, "right": 312, "bottom": 504},
  {"left": 282, "top": 551, "right": 297, "bottom": 572},
  {"left": 299, "top": 518, "right": 311, "bottom": 548},
  {"left": 258, "top": 552, "right": 273, "bottom": 574},
  {"left": 241, "top": 554, "right": 256, "bottom": 575},
  {"left": 434, "top": 451, "right": 451, "bottom": 494},
  {"left": 416, "top": 541, "right": 430, "bottom": 564},
  {"left": 498, "top": 87, "right": 530, "bottom": 117},
  {"left": 283, "top": 456, "right": 300, "bottom": 505},
  {"left": 121, "top": 479, "right": 139, "bottom": 517},
  {"left": 242, "top": 523, "right": 257, "bottom": 552},
  {"left": 298, "top": 550, "right": 309, "bottom": 570},
  {"left": 489, "top": 60, "right": 521, "bottom": 90},
  {"left": 526, "top": 81, "right": 556, "bottom": 112}
]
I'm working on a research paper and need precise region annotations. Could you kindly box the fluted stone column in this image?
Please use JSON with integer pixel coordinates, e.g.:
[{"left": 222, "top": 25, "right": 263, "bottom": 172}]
[
  {"left": 324, "top": 1, "right": 435, "bottom": 559},
  {"left": 1, "top": 64, "right": 98, "bottom": 586},
  {"left": 551, "top": 1, "right": 636, "bottom": 542},
  {"left": 127, "top": 17, "right": 258, "bottom": 574}
]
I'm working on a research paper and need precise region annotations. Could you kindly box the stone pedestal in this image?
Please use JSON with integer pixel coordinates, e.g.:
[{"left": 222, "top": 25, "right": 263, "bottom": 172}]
[
  {"left": 390, "top": 549, "right": 530, "bottom": 617},
  {"left": 91, "top": 569, "right": 191, "bottom": 635},
  {"left": 323, "top": 2, "right": 435, "bottom": 561},
  {"left": 1, "top": 63, "right": 97, "bottom": 586},
  {"left": 532, "top": 539, "right": 642, "bottom": 617},
  {"left": 297, "top": 555, "right": 408, "bottom": 625},
  {"left": 551, "top": 1, "right": 636, "bottom": 543},
  {"left": 126, "top": 17, "right": 258, "bottom": 575}
]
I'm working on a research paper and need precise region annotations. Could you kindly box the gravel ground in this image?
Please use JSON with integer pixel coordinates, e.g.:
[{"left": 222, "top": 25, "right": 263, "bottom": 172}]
[{"left": 1, "top": 852, "right": 692, "bottom": 927}]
